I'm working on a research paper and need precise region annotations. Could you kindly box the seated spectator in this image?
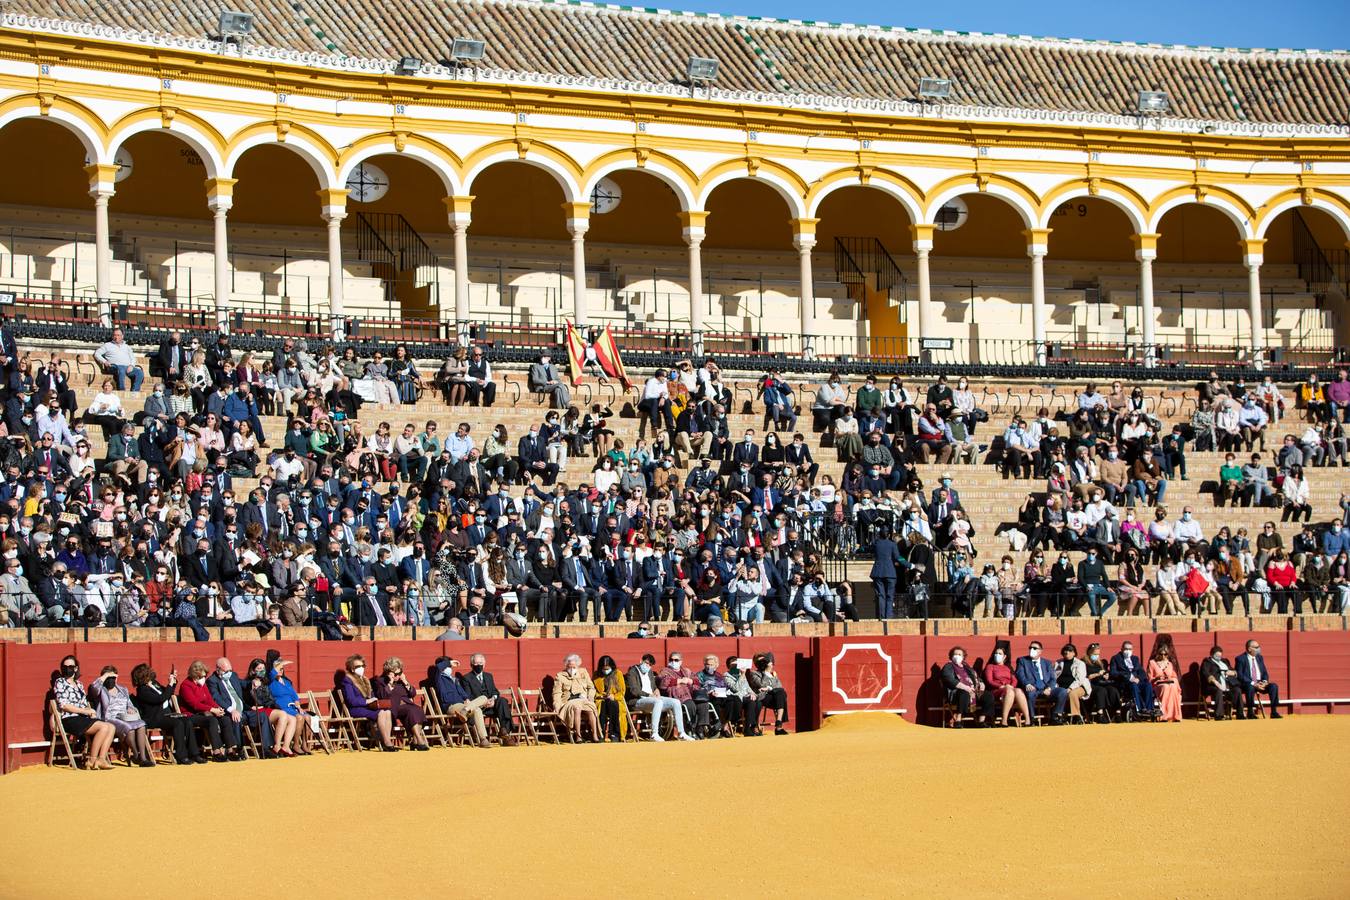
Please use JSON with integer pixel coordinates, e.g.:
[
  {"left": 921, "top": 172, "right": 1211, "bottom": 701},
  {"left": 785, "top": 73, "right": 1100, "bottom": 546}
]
[
  {"left": 529, "top": 352, "right": 571, "bottom": 410},
  {"left": 267, "top": 656, "right": 310, "bottom": 755},
  {"left": 464, "top": 346, "right": 498, "bottom": 407},
  {"left": 208, "top": 656, "right": 275, "bottom": 759},
  {"left": 1200, "top": 645, "right": 1244, "bottom": 720},
  {"left": 1280, "top": 465, "right": 1311, "bottom": 522},
  {"left": 625, "top": 652, "right": 693, "bottom": 741},
  {"left": 747, "top": 652, "right": 790, "bottom": 735},
  {"left": 240, "top": 658, "right": 293, "bottom": 757},
  {"left": 1082, "top": 643, "right": 1121, "bottom": 722},
  {"left": 695, "top": 655, "right": 741, "bottom": 738},
  {"left": 1108, "top": 641, "right": 1156, "bottom": 718},
  {"left": 341, "top": 654, "right": 397, "bottom": 751},
  {"left": 812, "top": 372, "right": 848, "bottom": 430},
  {"left": 914, "top": 405, "right": 953, "bottom": 463},
  {"left": 131, "top": 663, "right": 202, "bottom": 764},
  {"left": 592, "top": 655, "right": 628, "bottom": 741},
  {"left": 940, "top": 645, "right": 993, "bottom": 727},
  {"left": 177, "top": 660, "right": 229, "bottom": 762},
  {"left": 1298, "top": 374, "right": 1327, "bottom": 422},
  {"left": 432, "top": 657, "right": 490, "bottom": 747},
  {"left": 373, "top": 657, "right": 431, "bottom": 750},
  {"left": 552, "top": 653, "right": 600, "bottom": 741},
  {"left": 1016, "top": 641, "right": 1067, "bottom": 724},
  {"left": 89, "top": 664, "right": 153, "bottom": 767},
  {"left": 983, "top": 645, "right": 1028, "bottom": 726},
  {"left": 93, "top": 327, "right": 144, "bottom": 392},
  {"left": 1147, "top": 638, "right": 1182, "bottom": 723},
  {"left": 1235, "top": 639, "right": 1282, "bottom": 719},
  {"left": 1053, "top": 643, "right": 1091, "bottom": 722}
]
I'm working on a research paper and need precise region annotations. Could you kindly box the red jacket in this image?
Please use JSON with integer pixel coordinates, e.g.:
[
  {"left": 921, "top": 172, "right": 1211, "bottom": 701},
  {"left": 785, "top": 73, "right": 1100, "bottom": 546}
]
[
  {"left": 179, "top": 678, "right": 217, "bottom": 714},
  {"left": 1266, "top": 561, "right": 1298, "bottom": 589}
]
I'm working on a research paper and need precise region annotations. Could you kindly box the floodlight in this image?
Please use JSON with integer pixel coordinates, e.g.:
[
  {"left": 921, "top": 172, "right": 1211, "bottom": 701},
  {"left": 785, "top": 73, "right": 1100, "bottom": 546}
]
[
  {"left": 396, "top": 56, "right": 422, "bottom": 75},
  {"left": 1137, "top": 90, "right": 1170, "bottom": 114},
  {"left": 451, "top": 39, "right": 486, "bottom": 62},
  {"left": 918, "top": 77, "right": 952, "bottom": 100},
  {"left": 217, "top": 10, "right": 254, "bottom": 39},
  {"left": 687, "top": 56, "right": 719, "bottom": 83}
]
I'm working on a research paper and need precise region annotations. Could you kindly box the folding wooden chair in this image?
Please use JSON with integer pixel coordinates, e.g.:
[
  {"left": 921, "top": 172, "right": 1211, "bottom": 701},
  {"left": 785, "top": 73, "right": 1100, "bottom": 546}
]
[
  {"left": 240, "top": 722, "right": 263, "bottom": 759},
  {"left": 511, "top": 687, "right": 563, "bottom": 743},
  {"left": 418, "top": 688, "right": 458, "bottom": 748},
  {"left": 326, "top": 689, "right": 368, "bottom": 751},
  {"left": 505, "top": 688, "right": 540, "bottom": 747},
  {"left": 305, "top": 691, "right": 351, "bottom": 753},
  {"left": 47, "top": 700, "right": 85, "bottom": 769}
]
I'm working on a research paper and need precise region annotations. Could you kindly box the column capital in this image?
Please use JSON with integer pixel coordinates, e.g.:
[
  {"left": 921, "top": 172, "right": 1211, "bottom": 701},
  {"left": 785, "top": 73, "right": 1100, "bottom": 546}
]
[
  {"left": 316, "top": 187, "right": 349, "bottom": 219},
  {"left": 443, "top": 194, "right": 474, "bottom": 229},
  {"left": 677, "top": 210, "right": 709, "bottom": 230},
  {"left": 563, "top": 200, "right": 591, "bottom": 230},
  {"left": 910, "top": 223, "right": 936, "bottom": 251},
  {"left": 1023, "top": 227, "right": 1052, "bottom": 256},
  {"left": 790, "top": 217, "right": 820, "bottom": 237},
  {"left": 1130, "top": 232, "right": 1160, "bottom": 255},
  {"left": 84, "top": 162, "right": 119, "bottom": 193},
  {"left": 205, "top": 177, "right": 237, "bottom": 213},
  {"left": 1240, "top": 237, "right": 1266, "bottom": 266}
]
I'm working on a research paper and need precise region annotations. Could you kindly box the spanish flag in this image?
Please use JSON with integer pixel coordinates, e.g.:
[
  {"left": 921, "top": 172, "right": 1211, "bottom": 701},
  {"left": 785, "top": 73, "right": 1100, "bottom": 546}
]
[
  {"left": 593, "top": 324, "right": 633, "bottom": 391},
  {"left": 564, "top": 321, "right": 587, "bottom": 386}
]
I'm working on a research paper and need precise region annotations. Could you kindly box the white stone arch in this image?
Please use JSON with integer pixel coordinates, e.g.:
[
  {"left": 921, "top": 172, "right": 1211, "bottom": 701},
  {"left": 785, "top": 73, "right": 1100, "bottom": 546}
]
[
  {"left": 224, "top": 133, "right": 335, "bottom": 191},
  {"left": 0, "top": 106, "right": 102, "bottom": 162},
  {"left": 463, "top": 151, "right": 581, "bottom": 204},
  {"left": 1034, "top": 189, "right": 1147, "bottom": 234},
  {"left": 1256, "top": 195, "right": 1350, "bottom": 243},
  {"left": 580, "top": 161, "right": 694, "bottom": 213},
  {"left": 806, "top": 177, "right": 922, "bottom": 225},
  {"left": 1147, "top": 194, "right": 1255, "bottom": 241},
  {"left": 922, "top": 183, "right": 1037, "bottom": 230},
  {"left": 106, "top": 119, "right": 224, "bottom": 180},
  {"left": 697, "top": 170, "right": 806, "bottom": 220},
  {"left": 337, "top": 142, "right": 461, "bottom": 197}
]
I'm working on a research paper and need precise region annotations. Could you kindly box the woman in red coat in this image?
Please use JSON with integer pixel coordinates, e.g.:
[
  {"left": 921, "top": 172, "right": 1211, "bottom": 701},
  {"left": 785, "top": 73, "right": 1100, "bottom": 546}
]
[
  {"left": 1264, "top": 551, "right": 1299, "bottom": 614},
  {"left": 983, "top": 646, "right": 1029, "bottom": 726},
  {"left": 178, "top": 660, "right": 228, "bottom": 761}
]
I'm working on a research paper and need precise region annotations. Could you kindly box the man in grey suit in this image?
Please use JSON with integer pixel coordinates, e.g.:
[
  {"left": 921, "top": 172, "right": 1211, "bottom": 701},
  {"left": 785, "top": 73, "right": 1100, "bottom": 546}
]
[{"left": 528, "top": 353, "right": 571, "bottom": 409}]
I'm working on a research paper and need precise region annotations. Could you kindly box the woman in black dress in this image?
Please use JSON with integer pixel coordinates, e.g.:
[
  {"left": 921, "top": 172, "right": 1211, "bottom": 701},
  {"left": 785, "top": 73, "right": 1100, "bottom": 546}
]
[{"left": 130, "top": 662, "right": 203, "bottom": 764}]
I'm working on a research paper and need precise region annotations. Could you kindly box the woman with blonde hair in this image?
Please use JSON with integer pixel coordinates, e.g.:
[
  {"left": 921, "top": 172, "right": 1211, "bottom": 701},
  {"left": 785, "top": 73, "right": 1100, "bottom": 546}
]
[
  {"left": 373, "top": 657, "right": 432, "bottom": 750},
  {"left": 552, "top": 653, "right": 600, "bottom": 741},
  {"left": 340, "top": 654, "right": 397, "bottom": 751}
]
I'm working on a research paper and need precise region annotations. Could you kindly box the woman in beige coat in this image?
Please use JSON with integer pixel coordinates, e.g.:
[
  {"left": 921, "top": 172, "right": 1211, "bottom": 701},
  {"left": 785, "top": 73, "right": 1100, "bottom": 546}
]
[{"left": 552, "top": 654, "right": 600, "bottom": 742}]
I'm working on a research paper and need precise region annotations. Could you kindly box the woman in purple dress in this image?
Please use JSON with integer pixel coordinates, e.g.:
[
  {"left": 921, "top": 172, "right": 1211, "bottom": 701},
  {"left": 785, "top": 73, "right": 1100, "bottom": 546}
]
[
  {"left": 340, "top": 655, "right": 397, "bottom": 751},
  {"left": 373, "top": 657, "right": 431, "bottom": 751}
]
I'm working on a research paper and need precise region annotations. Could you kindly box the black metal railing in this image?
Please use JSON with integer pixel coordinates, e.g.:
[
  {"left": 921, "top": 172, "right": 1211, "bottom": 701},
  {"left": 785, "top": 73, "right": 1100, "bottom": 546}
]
[
  {"left": 834, "top": 236, "right": 908, "bottom": 313},
  {"left": 1295, "top": 209, "right": 1350, "bottom": 299},
  {"left": 353, "top": 212, "right": 440, "bottom": 307}
]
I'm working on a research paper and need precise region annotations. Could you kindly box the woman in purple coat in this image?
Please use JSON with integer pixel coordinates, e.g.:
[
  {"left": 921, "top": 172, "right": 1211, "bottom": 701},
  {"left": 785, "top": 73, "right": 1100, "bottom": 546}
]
[{"left": 341, "top": 655, "right": 397, "bottom": 751}]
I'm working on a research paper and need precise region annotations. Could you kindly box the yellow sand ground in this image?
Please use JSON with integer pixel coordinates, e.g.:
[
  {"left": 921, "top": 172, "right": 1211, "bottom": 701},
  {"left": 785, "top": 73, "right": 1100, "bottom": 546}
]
[{"left": 1, "top": 714, "right": 1346, "bottom": 899}]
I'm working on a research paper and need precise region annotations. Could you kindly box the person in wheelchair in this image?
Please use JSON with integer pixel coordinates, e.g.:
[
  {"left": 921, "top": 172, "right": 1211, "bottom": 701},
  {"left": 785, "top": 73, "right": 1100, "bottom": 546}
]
[{"left": 696, "top": 655, "right": 742, "bottom": 738}]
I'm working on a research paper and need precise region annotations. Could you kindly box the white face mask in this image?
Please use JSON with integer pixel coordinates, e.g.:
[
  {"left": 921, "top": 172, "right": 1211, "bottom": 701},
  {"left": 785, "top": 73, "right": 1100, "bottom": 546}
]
[
  {"left": 1029, "top": 648, "right": 1041, "bottom": 659},
  {"left": 1123, "top": 649, "right": 1133, "bottom": 658},
  {"left": 353, "top": 666, "right": 365, "bottom": 677},
  {"left": 993, "top": 652, "right": 1005, "bottom": 664},
  {"left": 951, "top": 654, "right": 964, "bottom": 665}
]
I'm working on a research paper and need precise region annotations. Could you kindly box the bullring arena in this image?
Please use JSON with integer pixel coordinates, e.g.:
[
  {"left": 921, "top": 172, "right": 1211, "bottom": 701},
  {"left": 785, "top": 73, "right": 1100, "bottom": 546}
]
[{"left": 1, "top": 0, "right": 1350, "bottom": 896}]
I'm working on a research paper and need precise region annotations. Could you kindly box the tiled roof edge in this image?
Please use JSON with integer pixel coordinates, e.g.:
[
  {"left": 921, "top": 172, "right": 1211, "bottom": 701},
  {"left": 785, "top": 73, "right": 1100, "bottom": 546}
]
[{"left": 5, "top": 11, "right": 1348, "bottom": 138}]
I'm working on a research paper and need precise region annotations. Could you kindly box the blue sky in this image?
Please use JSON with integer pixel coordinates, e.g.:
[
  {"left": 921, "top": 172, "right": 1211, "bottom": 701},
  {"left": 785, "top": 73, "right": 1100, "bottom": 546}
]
[{"left": 663, "top": 0, "right": 1350, "bottom": 50}]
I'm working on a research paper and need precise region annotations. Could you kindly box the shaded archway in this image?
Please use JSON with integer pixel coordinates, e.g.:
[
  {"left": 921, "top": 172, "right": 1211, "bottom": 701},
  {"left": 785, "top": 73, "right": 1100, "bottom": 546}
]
[
  {"left": 1154, "top": 202, "right": 1251, "bottom": 349},
  {"left": 702, "top": 177, "right": 797, "bottom": 340},
  {"left": 0, "top": 117, "right": 103, "bottom": 306},
  {"left": 1044, "top": 197, "right": 1138, "bottom": 344},
  {"left": 1257, "top": 205, "right": 1350, "bottom": 349},
  {"left": 814, "top": 184, "right": 915, "bottom": 351}
]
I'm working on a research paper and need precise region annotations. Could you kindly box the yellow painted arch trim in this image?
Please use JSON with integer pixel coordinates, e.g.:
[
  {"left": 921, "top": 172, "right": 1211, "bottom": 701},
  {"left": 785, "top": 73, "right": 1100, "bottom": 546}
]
[
  {"left": 1147, "top": 184, "right": 1257, "bottom": 234},
  {"left": 922, "top": 172, "right": 1040, "bottom": 225},
  {"left": 1037, "top": 178, "right": 1149, "bottom": 229},
  {"left": 0, "top": 94, "right": 108, "bottom": 155},
  {"left": 806, "top": 167, "right": 924, "bottom": 222},
  {"left": 1253, "top": 188, "right": 1350, "bottom": 241},
  {"left": 579, "top": 148, "right": 699, "bottom": 206},
  {"left": 462, "top": 139, "right": 586, "bottom": 186},
  {"left": 336, "top": 132, "right": 464, "bottom": 192}
]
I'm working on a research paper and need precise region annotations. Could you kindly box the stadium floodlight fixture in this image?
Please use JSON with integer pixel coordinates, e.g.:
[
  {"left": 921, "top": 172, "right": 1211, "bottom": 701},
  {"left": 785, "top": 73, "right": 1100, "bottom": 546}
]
[
  {"left": 687, "top": 56, "right": 720, "bottom": 84},
  {"left": 217, "top": 10, "right": 255, "bottom": 40},
  {"left": 918, "top": 77, "right": 952, "bottom": 100},
  {"left": 1137, "top": 90, "right": 1171, "bottom": 114},
  {"left": 396, "top": 56, "right": 422, "bottom": 75},
  {"left": 450, "top": 39, "right": 487, "bottom": 62}
]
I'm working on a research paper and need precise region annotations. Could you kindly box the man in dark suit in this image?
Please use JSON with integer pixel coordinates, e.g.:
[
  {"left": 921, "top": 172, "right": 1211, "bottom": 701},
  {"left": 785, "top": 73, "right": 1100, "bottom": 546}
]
[
  {"left": 208, "top": 657, "right": 274, "bottom": 758},
  {"left": 355, "top": 577, "right": 391, "bottom": 626},
  {"left": 0, "top": 315, "right": 18, "bottom": 377},
  {"left": 1017, "top": 641, "right": 1068, "bottom": 723},
  {"left": 1109, "top": 640, "right": 1156, "bottom": 717},
  {"left": 517, "top": 426, "right": 558, "bottom": 485},
  {"left": 185, "top": 538, "right": 219, "bottom": 588},
  {"left": 399, "top": 543, "right": 432, "bottom": 586},
  {"left": 784, "top": 433, "right": 819, "bottom": 484},
  {"left": 461, "top": 652, "right": 517, "bottom": 744},
  {"left": 751, "top": 473, "right": 782, "bottom": 514},
  {"left": 731, "top": 430, "right": 761, "bottom": 472},
  {"left": 640, "top": 546, "right": 676, "bottom": 621},
  {"left": 869, "top": 530, "right": 908, "bottom": 618},
  {"left": 155, "top": 330, "right": 186, "bottom": 382},
  {"left": 604, "top": 549, "right": 642, "bottom": 622},
  {"left": 560, "top": 548, "right": 600, "bottom": 622},
  {"left": 1235, "top": 639, "right": 1283, "bottom": 718},
  {"left": 1200, "top": 645, "right": 1245, "bottom": 720}
]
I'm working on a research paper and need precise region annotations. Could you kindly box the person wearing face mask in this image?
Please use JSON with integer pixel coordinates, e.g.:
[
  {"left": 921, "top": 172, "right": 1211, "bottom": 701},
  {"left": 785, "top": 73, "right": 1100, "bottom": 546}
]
[
  {"left": 1108, "top": 641, "right": 1156, "bottom": 719},
  {"left": 529, "top": 352, "right": 572, "bottom": 410},
  {"left": 591, "top": 654, "right": 629, "bottom": 741},
  {"left": 622, "top": 652, "right": 690, "bottom": 741},
  {"left": 1016, "top": 641, "right": 1068, "bottom": 724},
  {"left": 340, "top": 654, "right": 398, "bottom": 751},
  {"left": 551, "top": 653, "right": 600, "bottom": 741},
  {"left": 459, "top": 653, "right": 516, "bottom": 744},
  {"left": 694, "top": 654, "right": 739, "bottom": 738},
  {"left": 177, "top": 660, "right": 230, "bottom": 761},
  {"left": 1199, "top": 645, "right": 1244, "bottom": 720},
  {"left": 983, "top": 644, "right": 1029, "bottom": 727},
  {"left": 84, "top": 663, "right": 153, "bottom": 766},
  {"left": 940, "top": 646, "right": 994, "bottom": 728}
]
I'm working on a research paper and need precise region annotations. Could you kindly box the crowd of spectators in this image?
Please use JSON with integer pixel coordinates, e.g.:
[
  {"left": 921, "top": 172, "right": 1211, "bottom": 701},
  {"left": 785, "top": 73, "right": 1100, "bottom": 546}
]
[{"left": 1, "top": 318, "right": 1348, "bottom": 635}]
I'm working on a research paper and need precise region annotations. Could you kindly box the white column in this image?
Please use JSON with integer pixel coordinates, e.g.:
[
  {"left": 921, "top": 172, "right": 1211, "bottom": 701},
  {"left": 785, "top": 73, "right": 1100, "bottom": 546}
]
[
  {"left": 1026, "top": 228, "right": 1051, "bottom": 366},
  {"left": 1138, "top": 252, "right": 1157, "bottom": 367},
  {"left": 563, "top": 201, "right": 590, "bottom": 328},
  {"left": 91, "top": 189, "right": 113, "bottom": 326},
  {"left": 911, "top": 224, "right": 935, "bottom": 356},
  {"left": 209, "top": 200, "right": 231, "bottom": 333},
  {"left": 1247, "top": 255, "right": 1265, "bottom": 370},
  {"left": 445, "top": 195, "right": 474, "bottom": 345},
  {"left": 318, "top": 189, "right": 349, "bottom": 340},
  {"left": 793, "top": 219, "right": 818, "bottom": 358},
  {"left": 680, "top": 210, "right": 709, "bottom": 357}
]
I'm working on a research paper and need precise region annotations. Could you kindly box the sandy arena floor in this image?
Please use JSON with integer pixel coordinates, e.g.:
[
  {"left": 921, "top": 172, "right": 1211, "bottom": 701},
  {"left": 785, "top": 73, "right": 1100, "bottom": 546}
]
[{"left": 1, "top": 714, "right": 1346, "bottom": 899}]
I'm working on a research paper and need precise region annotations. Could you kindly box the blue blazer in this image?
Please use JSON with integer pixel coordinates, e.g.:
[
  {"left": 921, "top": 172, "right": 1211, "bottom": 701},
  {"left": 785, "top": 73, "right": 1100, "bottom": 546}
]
[
  {"left": 206, "top": 671, "right": 248, "bottom": 710},
  {"left": 869, "top": 539, "right": 905, "bottom": 579},
  {"left": 1235, "top": 653, "right": 1270, "bottom": 688},
  {"left": 1016, "top": 656, "right": 1056, "bottom": 693}
]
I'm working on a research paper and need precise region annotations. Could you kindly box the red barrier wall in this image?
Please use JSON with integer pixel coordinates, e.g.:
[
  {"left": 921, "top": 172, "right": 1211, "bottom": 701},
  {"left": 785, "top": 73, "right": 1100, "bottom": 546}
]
[
  {"left": 4, "top": 631, "right": 1349, "bottom": 772},
  {"left": 816, "top": 637, "right": 907, "bottom": 718}
]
